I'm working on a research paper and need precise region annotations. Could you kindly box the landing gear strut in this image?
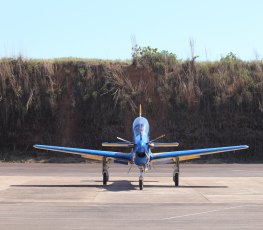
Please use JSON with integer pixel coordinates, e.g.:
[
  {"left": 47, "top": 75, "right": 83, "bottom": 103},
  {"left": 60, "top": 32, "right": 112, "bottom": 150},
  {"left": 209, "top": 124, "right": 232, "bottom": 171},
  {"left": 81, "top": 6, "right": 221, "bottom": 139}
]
[
  {"left": 139, "top": 168, "right": 144, "bottom": 190},
  {"left": 173, "top": 157, "right": 179, "bottom": 187},
  {"left": 102, "top": 157, "right": 109, "bottom": 185}
]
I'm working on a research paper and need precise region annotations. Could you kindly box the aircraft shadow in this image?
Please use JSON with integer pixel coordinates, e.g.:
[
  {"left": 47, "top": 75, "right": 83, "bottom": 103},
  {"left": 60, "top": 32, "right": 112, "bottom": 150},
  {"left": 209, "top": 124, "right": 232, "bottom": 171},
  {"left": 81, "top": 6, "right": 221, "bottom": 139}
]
[
  {"left": 144, "top": 185, "right": 228, "bottom": 188},
  {"left": 179, "top": 185, "right": 228, "bottom": 188},
  {"left": 103, "top": 180, "right": 137, "bottom": 191},
  {"left": 81, "top": 180, "right": 158, "bottom": 183},
  {"left": 12, "top": 184, "right": 103, "bottom": 188},
  {"left": 12, "top": 181, "right": 136, "bottom": 191},
  {"left": 12, "top": 180, "right": 154, "bottom": 192},
  {"left": 12, "top": 183, "right": 227, "bottom": 191}
]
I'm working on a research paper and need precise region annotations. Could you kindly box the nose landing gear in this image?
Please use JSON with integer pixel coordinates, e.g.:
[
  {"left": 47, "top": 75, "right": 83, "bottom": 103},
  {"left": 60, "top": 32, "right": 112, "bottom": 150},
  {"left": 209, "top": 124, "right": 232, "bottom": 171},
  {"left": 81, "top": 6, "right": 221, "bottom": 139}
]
[{"left": 139, "top": 168, "right": 144, "bottom": 190}]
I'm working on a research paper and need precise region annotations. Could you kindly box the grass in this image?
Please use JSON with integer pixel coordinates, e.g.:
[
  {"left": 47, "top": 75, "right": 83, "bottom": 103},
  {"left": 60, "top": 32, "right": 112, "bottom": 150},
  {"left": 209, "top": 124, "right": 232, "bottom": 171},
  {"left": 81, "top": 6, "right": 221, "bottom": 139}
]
[{"left": 0, "top": 56, "right": 132, "bottom": 65}]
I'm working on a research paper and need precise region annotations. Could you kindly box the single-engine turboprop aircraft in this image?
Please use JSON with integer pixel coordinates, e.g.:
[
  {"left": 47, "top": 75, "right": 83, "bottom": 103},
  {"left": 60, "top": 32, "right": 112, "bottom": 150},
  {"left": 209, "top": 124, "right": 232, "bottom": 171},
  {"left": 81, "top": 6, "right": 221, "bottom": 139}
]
[{"left": 34, "top": 105, "right": 249, "bottom": 190}]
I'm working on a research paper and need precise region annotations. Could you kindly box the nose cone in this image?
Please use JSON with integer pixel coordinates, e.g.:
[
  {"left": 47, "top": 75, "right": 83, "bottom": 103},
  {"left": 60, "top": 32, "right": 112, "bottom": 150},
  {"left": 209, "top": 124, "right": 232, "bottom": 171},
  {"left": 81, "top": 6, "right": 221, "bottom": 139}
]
[{"left": 134, "top": 140, "right": 149, "bottom": 166}]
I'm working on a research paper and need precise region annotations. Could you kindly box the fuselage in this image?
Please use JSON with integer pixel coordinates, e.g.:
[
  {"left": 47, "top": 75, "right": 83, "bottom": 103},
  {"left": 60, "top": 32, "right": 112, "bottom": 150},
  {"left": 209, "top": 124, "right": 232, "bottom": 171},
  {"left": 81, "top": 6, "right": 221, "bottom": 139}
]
[{"left": 132, "top": 116, "right": 151, "bottom": 167}]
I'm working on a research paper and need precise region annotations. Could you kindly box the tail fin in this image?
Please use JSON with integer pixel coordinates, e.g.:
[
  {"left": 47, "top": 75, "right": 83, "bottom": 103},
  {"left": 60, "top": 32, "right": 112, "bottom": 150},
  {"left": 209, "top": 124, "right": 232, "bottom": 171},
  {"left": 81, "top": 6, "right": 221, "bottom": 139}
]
[{"left": 139, "top": 104, "right": 142, "bottom": 140}]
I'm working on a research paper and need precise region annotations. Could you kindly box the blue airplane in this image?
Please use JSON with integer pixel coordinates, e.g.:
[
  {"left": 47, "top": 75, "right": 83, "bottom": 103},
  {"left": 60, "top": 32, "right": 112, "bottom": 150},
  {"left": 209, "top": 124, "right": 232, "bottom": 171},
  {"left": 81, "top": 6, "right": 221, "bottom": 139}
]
[{"left": 34, "top": 105, "right": 249, "bottom": 190}]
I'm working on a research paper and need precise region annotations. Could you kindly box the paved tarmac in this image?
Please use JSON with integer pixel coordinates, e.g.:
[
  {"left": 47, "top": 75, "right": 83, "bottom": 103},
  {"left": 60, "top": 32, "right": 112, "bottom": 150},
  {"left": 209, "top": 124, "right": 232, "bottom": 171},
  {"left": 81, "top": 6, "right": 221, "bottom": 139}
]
[{"left": 0, "top": 163, "right": 262, "bottom": 229}]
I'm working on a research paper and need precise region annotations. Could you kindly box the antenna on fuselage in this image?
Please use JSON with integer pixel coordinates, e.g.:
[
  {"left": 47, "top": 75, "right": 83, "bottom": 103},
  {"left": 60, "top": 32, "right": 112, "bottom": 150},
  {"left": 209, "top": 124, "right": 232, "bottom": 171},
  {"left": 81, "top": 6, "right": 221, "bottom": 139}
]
[{"left": 139, "top": 104, "right": 142, "bottom": 117}]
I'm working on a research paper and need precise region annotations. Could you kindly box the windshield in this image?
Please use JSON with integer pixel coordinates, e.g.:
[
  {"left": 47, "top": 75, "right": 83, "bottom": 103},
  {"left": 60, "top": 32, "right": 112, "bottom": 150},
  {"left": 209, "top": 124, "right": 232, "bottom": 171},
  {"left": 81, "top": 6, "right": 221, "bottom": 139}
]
[{"left": 132, "top": 117, "right": 149, "bottom": 136}]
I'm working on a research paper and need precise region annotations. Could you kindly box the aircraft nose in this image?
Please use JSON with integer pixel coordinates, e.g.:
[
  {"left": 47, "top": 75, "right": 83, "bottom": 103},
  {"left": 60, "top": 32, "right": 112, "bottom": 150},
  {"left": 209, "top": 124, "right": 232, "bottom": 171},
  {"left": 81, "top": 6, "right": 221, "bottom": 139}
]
[{"left": 137, "top": 142, "right": 146, "bottom": 152}]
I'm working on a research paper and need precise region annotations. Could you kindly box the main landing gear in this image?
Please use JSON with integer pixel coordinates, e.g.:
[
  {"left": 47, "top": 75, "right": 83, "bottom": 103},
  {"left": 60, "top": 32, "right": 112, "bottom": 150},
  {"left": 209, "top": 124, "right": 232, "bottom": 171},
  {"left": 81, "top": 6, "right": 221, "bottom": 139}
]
[
  {"left": 173, "top": 157, "right": 179, "bottom": 187},
  {"left": 102, "top": 157, "right": 109, "bottom": 185},
  {"left": 139, "top": 168, "right": 144, "bottom": 190}
]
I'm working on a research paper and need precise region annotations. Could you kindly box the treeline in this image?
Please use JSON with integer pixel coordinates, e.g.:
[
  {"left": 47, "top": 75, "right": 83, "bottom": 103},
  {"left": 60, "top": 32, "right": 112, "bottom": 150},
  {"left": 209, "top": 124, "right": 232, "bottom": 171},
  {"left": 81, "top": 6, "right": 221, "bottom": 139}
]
[{"left": 0, "top": 51, "right": 262, "bottom": 162}]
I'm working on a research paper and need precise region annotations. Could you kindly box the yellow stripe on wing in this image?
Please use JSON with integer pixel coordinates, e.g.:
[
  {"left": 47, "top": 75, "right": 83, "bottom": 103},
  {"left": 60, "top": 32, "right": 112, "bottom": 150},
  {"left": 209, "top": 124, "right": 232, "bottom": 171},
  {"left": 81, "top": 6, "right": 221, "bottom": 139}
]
[
  {"left": 81, "top": 154, "right": 103, "bottom": 161},
  {"left": 179, "top": 155, "right": 200, "bottom": 161}
]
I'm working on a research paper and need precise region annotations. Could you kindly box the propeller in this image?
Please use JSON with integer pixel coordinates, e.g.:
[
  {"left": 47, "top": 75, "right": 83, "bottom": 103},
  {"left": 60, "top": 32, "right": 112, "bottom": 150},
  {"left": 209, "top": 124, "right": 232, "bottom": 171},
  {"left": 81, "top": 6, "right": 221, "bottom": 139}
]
[
  {"left": 148, "top": 134, "right": 165, "bottom": 143},
  {"left": 117, "top": 136, "right": 131, "bottom": 143},
  {"left": 116, "top": 137, "right": 135, "bottom": 147},
  {"left": 148, "top": 134, "right": 165, "bottom": 148}
]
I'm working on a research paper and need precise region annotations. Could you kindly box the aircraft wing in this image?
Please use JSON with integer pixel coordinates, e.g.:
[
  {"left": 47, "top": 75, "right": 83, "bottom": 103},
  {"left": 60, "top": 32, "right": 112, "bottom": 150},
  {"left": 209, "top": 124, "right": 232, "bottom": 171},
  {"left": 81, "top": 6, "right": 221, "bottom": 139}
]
[
  {"left": 34, "top": 144, "right": 133, "bottom": 161},
  {"left": 151, "top": 145, "right": 249, "bottom": 160}
]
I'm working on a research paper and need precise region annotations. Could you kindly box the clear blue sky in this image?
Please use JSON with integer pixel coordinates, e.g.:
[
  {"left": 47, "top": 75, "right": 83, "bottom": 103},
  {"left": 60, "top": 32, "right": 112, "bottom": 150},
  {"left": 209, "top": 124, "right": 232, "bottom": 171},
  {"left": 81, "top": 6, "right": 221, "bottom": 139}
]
[{"left": 1, "top": 0, "right": 263, "bottom": 60}]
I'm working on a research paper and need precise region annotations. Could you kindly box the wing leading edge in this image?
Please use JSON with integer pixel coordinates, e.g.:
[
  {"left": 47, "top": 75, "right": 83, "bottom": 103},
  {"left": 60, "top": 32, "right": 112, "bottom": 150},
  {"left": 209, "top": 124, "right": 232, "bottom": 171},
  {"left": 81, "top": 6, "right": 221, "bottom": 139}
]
[
  {"left": 34, "top": 144, "right": 132, "bottom": 161},
  {"left": 151, "top": 145, "right": 249, "bottom": 160}
]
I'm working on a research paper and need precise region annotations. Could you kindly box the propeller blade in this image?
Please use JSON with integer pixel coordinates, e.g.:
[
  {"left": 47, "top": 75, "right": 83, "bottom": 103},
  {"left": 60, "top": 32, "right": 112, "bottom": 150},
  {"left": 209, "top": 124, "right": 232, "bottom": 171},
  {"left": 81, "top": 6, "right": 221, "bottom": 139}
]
[
  {"left": 117, "top": 136, "right": 131, "bottom": 143},
  {"left": 149, "top": 134, "right": 165, "bottom": 143}
]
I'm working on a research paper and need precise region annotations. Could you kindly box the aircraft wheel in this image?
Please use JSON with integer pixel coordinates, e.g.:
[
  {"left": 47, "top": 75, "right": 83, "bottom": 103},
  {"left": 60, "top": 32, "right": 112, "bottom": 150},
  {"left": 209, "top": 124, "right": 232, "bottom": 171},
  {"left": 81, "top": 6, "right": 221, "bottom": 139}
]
[
  {"left": 174, "top": 173, "right": 179, "bottom": 187},
  {"left": 103, "top": 172, "right": 107, "bottom": 185},
  {"left": 139, "top": 179, "right": 143, "bottom": 190}
]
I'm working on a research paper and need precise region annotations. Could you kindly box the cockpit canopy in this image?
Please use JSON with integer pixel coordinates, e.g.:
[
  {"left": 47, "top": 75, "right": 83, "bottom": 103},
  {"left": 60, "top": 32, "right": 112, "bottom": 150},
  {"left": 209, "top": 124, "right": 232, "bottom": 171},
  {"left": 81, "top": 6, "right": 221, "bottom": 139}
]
[{"left": 132, "top": 117, "right": 149, "bottom": 136}]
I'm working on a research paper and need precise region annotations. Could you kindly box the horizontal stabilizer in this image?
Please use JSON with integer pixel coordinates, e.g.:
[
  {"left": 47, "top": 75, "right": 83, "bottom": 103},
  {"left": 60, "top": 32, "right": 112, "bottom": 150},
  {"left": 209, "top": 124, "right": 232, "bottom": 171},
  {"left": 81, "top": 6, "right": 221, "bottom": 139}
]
[
  {"left": 149, "top": 142, "right": 179, "bottom": 148},
  {"left": 102, "top": 142, "right": 134, "bottom": 148}
]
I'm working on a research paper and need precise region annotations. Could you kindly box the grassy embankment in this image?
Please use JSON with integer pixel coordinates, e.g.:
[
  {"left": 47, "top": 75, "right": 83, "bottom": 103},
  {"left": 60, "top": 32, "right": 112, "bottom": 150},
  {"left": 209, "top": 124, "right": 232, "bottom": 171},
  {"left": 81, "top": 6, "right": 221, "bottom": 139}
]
[{"left": 0, "top": 49, "right": 262, "bottom": 162}]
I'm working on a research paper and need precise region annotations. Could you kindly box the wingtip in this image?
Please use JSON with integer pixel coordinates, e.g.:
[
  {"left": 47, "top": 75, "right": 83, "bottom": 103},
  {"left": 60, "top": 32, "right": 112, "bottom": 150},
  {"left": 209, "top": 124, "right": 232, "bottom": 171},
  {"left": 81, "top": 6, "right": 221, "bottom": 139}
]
[{"left": 239, "top": 145, "right": 249, "bottom": 149}]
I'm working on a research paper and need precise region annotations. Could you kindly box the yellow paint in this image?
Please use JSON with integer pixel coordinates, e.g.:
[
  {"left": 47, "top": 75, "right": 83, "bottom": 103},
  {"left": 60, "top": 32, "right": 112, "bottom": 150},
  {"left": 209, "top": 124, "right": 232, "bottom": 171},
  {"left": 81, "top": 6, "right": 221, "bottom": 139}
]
[
  {"left": 179, "top": 155, "right": 200, "bottom": 161},
  {"left": 81, "top": 154, "right": 103, "bottom": 161}
]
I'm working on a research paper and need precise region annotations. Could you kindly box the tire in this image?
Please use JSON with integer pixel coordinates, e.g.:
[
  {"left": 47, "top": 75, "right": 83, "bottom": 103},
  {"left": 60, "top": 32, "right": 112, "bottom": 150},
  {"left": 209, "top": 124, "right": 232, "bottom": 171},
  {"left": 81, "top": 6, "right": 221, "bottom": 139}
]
[
  {"left": 174, "top": 173, "right": 179, "bottom": 187},
  {"left": 103, "top": 172, "right": 107, "bottom": 185},
  {"left": 139, "top": 179, "right": 143, "bottom": 190}
]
